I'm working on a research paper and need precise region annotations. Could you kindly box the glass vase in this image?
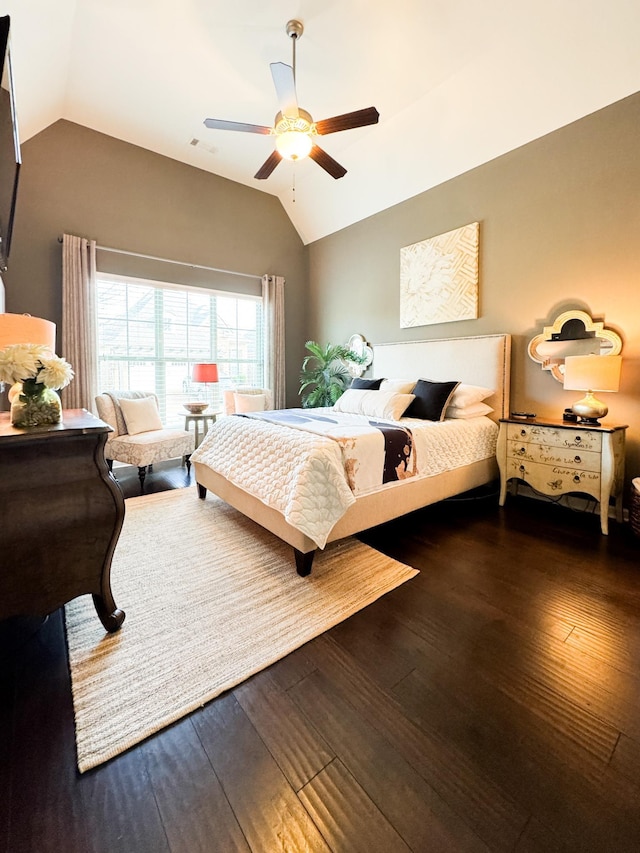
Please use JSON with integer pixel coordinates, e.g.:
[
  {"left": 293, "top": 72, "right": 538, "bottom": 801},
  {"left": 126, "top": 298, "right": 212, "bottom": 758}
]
[{"left": 10, "top": 386, "right": 63, "bottom": 428}]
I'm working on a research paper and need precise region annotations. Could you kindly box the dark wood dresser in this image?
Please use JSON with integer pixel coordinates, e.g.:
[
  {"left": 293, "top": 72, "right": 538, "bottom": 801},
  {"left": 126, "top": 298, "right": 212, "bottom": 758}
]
[{"left": 0, "top": 408, "right": 126, "bottom": 632}]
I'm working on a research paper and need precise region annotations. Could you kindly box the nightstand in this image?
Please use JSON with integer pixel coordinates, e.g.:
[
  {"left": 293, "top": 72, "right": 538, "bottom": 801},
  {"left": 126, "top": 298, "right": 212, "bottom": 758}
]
[{"left": 496, "top": 417, "right": 627, "bottom": 534}]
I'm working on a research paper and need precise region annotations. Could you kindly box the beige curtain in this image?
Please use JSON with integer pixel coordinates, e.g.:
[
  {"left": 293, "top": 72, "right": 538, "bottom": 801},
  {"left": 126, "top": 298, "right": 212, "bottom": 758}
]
[
  {"left": 61, "top": 234, "right": 98, "bottom": 411},
  {"left": 262, "top": 274, "right": 286, "bottom": 409}
]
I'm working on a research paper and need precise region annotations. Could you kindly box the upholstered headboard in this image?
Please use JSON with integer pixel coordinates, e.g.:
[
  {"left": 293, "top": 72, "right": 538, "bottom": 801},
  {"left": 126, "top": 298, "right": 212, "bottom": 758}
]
[{"left": 372, "top": 334, "right": 511, "bottom": 421}]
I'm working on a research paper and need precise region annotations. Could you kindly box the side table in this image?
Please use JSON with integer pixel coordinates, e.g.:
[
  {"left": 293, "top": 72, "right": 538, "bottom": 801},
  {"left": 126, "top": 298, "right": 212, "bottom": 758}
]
[
  {"left": 0, "top": 409, "right": 126, "bottom": 631},
  {"left": 183, "top": 411, "right": 220, "bottom": 448}
]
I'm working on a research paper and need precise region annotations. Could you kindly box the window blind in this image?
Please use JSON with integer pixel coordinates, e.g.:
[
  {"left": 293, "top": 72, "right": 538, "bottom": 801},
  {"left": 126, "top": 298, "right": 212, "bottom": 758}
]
[{"left": 95, "top": 272, "right": 264, "bottom": 427}]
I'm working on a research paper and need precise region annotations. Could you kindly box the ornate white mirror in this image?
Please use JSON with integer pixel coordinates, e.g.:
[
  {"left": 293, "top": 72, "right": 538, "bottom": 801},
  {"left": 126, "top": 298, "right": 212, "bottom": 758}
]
[
  {"left": 528, "top": 309, "right": 622, "bottom": 382},
  {"left": 346, "top": 333, "right": 373, "bottom": 377}
]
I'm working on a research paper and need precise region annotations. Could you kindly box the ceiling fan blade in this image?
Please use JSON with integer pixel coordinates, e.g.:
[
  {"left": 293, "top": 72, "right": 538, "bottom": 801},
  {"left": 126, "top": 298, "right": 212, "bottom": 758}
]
[
  {"left": 270, "top": 62, "right": 299, "bottom": 118},
  {"left": 254, "top": 150, "right": 282, "bottom": 180},
  {"left": 204, "top": 118, "right": 272, "bottom": 135},
  {"left": 315, "top": 107, "right": 380, "bottom": 136},
  {"left": 309, "top": 145, "right": 347, "bottom": 179}
]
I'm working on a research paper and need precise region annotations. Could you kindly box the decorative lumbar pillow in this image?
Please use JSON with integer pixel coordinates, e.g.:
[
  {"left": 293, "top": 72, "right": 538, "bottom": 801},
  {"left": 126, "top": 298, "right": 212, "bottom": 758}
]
[
  {"left": 234, "top": 392, "right": 266, "bottom": 413},
  {"left": 404, "top": 379, "right": 460, "bottom": 421},
  {"left": 449, "top": 383, "right": 494, "bottom": 408},
  {"left": 350, "top": 377, "right": 384, "bottom": 390},
  {"left": 119, "top": 396, "right": 163, "bottom": 435},
  {"left": 445, "top": 401, "right": 494, "bottom": 419},
  {"left": 379, "top": 378, "right": 417, "bottom": 394},
  {"left": 333, "top": 389, "right": 415, "bottom": 420}
]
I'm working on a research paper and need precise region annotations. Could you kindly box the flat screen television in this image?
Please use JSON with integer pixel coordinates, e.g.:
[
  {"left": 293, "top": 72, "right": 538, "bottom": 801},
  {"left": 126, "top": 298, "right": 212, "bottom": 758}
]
[{"left": 0, "top": 15, "right": 21, "bottom": 273}]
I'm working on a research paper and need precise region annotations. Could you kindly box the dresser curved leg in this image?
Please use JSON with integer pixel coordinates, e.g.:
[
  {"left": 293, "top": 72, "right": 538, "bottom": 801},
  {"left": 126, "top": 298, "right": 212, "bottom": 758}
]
[{"left": 92, "top": 593, "right": 126, "bottom": 632}]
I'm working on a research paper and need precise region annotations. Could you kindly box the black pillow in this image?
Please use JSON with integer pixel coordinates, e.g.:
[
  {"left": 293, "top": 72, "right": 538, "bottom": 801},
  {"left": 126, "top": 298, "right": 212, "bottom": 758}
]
[
  {"left": 405, "top": 379, "right": 460, "bottom": 420},
  {"left": 350, "top": 377, "right": 384, "bottom": 390}
]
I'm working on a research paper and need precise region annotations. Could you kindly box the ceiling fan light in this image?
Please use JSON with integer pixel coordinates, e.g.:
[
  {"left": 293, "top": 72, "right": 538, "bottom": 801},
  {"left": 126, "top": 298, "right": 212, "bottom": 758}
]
[{"left": 275, "top": 130, "right": 313, "bottom": 160}]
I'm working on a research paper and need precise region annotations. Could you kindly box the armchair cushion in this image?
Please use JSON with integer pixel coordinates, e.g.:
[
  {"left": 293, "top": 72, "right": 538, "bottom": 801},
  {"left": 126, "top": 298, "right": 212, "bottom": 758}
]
[
  {"left": 119, "top": 395, "right": 163, "bottom": 435},
  {"left": 107, "top": 429, "right": 194, "bottom": 468},
  {"left": 96, "top": 390, "right": 156, "bottom": 437},
  {"left": 223, "top": 387, "right": 273, "bottom": 416},
  {"left": 234, "top": 392, "right": 267, "bottom": 413}
]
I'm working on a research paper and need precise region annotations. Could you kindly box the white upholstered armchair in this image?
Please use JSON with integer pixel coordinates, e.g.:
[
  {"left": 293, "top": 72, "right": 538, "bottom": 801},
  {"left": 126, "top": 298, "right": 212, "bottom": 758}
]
[{"left": 95, "top": 391, "right": 195, "bottom": 491}]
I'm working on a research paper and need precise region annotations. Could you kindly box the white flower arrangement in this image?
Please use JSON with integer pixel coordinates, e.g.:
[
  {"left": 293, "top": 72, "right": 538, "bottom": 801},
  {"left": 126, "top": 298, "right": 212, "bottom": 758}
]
[
  {"left": 0, "top": 343, "right": 74, "bottom": 427},
  {"left": 0, "top": 343, "right": 74, "bottom": 391}
]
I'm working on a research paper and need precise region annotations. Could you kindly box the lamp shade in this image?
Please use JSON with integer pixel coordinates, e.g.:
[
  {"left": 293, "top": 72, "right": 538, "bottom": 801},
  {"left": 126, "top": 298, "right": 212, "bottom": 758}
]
[
  {"left": 0, "top": 312, "right": 56, "bottom": 351},
  {"left": 563, "top": 355, "right": 621, "bottom": 392},
  {"left": 192, "top": 363, "right": 219, "bottom": 383}
]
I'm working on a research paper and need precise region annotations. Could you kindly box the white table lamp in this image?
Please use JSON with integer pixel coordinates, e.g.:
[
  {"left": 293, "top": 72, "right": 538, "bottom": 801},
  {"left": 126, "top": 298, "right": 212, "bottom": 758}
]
[{"left": 563, "top": 355, "right": 621, "bottom": 425}]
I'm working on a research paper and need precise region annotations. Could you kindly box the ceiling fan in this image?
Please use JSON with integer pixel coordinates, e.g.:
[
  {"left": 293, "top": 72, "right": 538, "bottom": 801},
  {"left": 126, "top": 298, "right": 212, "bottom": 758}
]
[{"left": 203, "top": 19, "right": 380, "bottom": 180}]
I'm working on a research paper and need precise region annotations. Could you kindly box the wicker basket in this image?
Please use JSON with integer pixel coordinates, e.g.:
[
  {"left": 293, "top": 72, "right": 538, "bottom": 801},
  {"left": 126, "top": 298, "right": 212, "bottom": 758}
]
[{"left": 631, "top": 478, "right": 640, "bottom": 538}]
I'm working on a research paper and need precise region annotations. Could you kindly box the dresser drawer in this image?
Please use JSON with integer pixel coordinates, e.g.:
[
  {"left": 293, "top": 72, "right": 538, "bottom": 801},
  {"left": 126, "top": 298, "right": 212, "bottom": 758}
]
[
  {"left": 506, "top": 423, "right": 602, "bottom": 452},
  {"left": 506, "top": 439, "right": 601, "bottom": 472},
  {"left": 504, "top": 457, "right": 601, "bottom": 497}
]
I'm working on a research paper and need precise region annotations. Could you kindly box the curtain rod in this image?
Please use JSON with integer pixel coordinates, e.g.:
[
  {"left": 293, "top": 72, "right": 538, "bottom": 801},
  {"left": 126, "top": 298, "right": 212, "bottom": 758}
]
[{"left": 58, "top": 237, "right": 262, "bottom": 281}]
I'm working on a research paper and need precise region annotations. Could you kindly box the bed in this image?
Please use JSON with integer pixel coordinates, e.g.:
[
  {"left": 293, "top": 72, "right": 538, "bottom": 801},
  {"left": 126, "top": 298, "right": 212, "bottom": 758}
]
[{"left": 191, "top": 333, "right": 511, "bottom": 574}]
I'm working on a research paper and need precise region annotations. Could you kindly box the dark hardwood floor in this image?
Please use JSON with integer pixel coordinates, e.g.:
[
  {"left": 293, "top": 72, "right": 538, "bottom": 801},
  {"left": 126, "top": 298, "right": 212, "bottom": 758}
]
[{"left": 2, "top": 460, "right": 640, "bottom": 852}]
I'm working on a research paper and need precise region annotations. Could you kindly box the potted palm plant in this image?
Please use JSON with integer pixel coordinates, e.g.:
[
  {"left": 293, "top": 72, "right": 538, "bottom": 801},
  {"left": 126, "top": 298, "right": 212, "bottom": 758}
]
[{"left": 299, "top": 340, "right": 367, "bottom": 407}]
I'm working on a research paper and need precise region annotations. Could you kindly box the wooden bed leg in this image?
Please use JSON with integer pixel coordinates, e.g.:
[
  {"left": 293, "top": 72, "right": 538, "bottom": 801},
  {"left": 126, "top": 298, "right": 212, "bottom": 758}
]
[
  {"left": 294, "top": 548, "right": 315, "bottom": 576},
  {"left": 197, "top": 483, "right": 207, "bottom": 500}
]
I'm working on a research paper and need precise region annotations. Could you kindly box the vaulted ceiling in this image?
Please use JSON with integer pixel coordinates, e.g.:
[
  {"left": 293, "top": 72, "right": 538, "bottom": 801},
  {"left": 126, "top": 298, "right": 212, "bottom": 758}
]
[{"left": 5, "top": 1, "right": 640, "bottom": 244}]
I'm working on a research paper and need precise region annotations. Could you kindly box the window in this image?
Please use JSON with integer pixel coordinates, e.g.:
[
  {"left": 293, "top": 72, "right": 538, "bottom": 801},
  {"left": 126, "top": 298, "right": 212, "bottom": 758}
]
[{"left": 96, "top": 273, "right": 264, "bottom": 427}]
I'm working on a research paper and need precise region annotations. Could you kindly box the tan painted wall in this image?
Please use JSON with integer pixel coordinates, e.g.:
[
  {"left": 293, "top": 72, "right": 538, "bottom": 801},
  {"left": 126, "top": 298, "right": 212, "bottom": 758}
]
[
  {"left": 4, "top": 98, "right": 640, "bottom": 487},
  {"left": 308, "top": 91, "right": 640, "bottom": 485},
  {"left": 3, "top": 120, "right": 308, "bottom": 405}
]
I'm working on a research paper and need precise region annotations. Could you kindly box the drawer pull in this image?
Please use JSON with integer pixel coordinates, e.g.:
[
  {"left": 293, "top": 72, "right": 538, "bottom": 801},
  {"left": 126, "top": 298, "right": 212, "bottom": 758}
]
[
  {"left": 573, "top": 474, "right": 581, "bottom": 483},
  {"left": 574, "top": 455, "right": 581, "bottom": 463},
  {"left": 520, "top": 429, "right": 526, "bottom": 437},
  {"left": 519, "top": 464, "right": 526, "bottom": 473},
  {"left": 574, "top": 436, "right": 582, "bottom": 443}
]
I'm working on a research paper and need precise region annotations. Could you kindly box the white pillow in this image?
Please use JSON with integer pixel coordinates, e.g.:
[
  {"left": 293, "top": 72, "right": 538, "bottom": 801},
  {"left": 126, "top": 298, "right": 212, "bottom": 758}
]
[
  {"left": 119, "top": 396, "right": 163, "bottom": 435},
  {"left": 445, "top": 402, "right": 494, "bottom": 419},
  {"left": 449, "top": 383, "right": 494, "bottom": 408},
  {"left": 235, "top": 392, "right": 266, "bottom": 413},
  {"left": 333, "top": 389, "right": 415, "bottom": 420},
  {"left": 379, "top": 378, "right": 416, "bottom": 394}
]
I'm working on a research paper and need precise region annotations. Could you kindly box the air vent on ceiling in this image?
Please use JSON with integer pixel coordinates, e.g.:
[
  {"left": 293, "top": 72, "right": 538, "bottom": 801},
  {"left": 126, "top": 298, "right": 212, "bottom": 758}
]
[{"left": 188, "top": 138, "right": 216, "bottom": 154}]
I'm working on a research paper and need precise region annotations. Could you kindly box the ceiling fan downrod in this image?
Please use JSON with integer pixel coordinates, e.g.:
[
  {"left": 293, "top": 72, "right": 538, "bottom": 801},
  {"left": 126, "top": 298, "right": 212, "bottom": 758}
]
[{"left": 286, "top": 19, "right": 303, "bottom": 83}]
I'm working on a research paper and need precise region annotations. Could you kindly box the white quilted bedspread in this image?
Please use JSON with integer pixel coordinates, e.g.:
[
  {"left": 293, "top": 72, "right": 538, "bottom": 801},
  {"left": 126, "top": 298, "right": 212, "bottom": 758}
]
[
  {"left": 407, "top": 415, "right": 498, "bottom": 477},
  {"left": 191, "top": 415, "right": 356, "bottom": 548},
  {"left": 191, "top": 410, "right": 497, "bottom": 549}
]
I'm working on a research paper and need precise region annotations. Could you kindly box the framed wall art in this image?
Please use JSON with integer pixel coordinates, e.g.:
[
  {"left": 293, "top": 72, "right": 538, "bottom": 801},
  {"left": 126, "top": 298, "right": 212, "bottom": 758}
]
[{"left": 400, "top": 221, "right": 479, "bottom": 329}]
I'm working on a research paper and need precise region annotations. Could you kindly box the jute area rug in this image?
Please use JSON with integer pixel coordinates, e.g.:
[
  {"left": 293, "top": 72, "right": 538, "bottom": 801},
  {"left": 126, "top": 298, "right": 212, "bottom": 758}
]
[{"left": 65, "top": 488, "right": 418, "bottom": 773}]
